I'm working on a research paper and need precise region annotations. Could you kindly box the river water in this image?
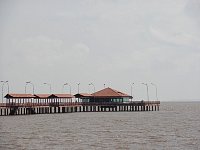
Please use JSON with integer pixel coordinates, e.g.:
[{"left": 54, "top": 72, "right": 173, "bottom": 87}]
[{"left": 0, "top": 102, "right": 200, "bottom": 150}]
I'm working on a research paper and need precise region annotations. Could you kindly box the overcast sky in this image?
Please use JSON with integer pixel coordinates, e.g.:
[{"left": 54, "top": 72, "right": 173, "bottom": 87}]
[{"left": 0, "top": 0, "right": 200, "bottom": 101}]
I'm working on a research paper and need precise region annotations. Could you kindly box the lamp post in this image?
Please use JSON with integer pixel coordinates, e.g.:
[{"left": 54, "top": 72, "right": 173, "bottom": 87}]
[
  {"left": 151, "top": 83, "right": 158, "bottom": 101},
  {"left": 142, "top": 83, "right": 149, "bottom": 102},
  {"left": 77, "top": 83, "right": 80, "bottom": 103},
  {"left": 43, "top": 83, "right": 51, "bottom": 93},
  {"left": 25, "top": 81, "right": 35, "bottom": 94},
  {"left": 131, "top": 83, "right": 134, "bottom": 102},
  {"left": 1, "top": 81, "right": 9, "bottom": 103},
  {"left": 89, "top": 83, "right": 95, "bottom": 102},
  {"left": 63, "top": 83, "right": 71, "bottom": 95},
  {"left": 89, "top": 83, "right": 95, "bottom": 93},
  {"left": 104, "top": 84, "right": 106, "bottom": 88},
  {"left": 88, "top": 84, "right": 90, "bottom": 94},
  {"left": 77, "top": 83, "right": 80, "bottom": 93}
]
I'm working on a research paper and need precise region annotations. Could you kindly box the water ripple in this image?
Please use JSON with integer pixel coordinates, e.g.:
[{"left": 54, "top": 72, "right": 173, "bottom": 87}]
[{"left": 0, "top": 102, "right": 200, "bottom": 150}]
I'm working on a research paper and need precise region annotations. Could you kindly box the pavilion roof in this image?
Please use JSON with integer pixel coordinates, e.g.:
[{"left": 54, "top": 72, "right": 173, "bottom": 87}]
[
  {"left": 34, "top": 94, "right": 51, "bottom": 99},
  {"left": 74, "top": 93, "right": 92, "bottom": 98},
  {"left": 92, "top": 87, "right": 131, "bottom": 98},
  {"left": 4, "top": 94, "right": 35, "bottom": 99},
  {"left": 50, "top": 94, "right": 75, "bottom": 98},
  {"left": 4, "top": 93, "right": 74, "bottom": 99}
]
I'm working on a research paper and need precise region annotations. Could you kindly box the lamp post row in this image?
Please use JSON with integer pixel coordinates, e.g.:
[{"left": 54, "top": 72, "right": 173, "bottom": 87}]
[
  {"left": 23, "top": 81, "right": 158, "bottom": 101},
  {"left": 24, "top": 82, "right": 82, "bottom": 95},
  {"left": 1, "top": 81, "right": 158, "bottom": 103},
  {"left": 132, "top": 82, "right": 158, "bottom": 101}
]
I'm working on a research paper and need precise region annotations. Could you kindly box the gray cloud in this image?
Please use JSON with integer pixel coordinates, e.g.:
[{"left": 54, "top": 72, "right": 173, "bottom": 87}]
[{"left": 0, "top": 0, "right": 200, "bottom": 101}]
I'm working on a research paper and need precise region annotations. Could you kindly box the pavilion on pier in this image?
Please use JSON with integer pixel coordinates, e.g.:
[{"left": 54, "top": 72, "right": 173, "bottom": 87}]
[{"left": 74, "top": 87, "right": 132, "bottom": 103}]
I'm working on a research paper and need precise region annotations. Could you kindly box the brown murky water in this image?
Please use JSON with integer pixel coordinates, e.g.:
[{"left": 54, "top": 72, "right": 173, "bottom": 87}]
[{"left": 0, "top": 102, "right": 200, "bottom": 150}]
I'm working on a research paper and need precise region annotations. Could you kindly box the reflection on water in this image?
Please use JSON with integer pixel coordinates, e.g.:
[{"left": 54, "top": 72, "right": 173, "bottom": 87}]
[{"left": 0, "top": 102, "right": 200, "bottom": 150}]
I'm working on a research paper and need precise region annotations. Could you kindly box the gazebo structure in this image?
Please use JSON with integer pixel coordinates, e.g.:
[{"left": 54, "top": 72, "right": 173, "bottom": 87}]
[
  {"left": 49, "top": 94, "right": 75, "bottom": 104},
  {"left": 4, "top": 93, "right": 74, "bottom": 106},
  {"left": 34, "top": 94, "right": 74, "bottom": 105},
  {"left": 75, "top": 87, "right": 132, "bottom": 103},
  {"left": 34, "top": 94, "right": 51, "bottom": 104},
  {"left": 4, "top": 94, "right": 36, "bottom": 106}
]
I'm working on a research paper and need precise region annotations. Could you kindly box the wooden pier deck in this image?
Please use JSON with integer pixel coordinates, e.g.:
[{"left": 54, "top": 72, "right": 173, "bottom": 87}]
[{"left": 0, "top": 101, "right": 160, "bottom": 116}]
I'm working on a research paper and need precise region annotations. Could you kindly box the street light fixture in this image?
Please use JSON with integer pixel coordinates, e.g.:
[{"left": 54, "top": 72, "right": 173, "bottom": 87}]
[
  {"left": 77, "top": 83, "right": 80, "bottom": 103},
  {"left": 88, "top": 84, "right": 90, "bottom": 94},
  {"left": 25, "top": 81, "right": 35, "bottom": 94},
  {"left": 43, "top": 83, "right": 51, "bottom": 93},
  {"left": 89, "top": 83, "right": 95, "bottom": 102},
  {"left": 131, "top": 83, "right": 134, "bottom": 102},
  {"left": 63, "top": 83, "right": 71, "bottom": 95},
  {"left": 1, "top": 81, "right": 9, "bottom": 103},
  {"left": 89, "top": 83, "right": 95, "bottom": 93},
  {"left": 151, "top": 83, "right": 158, "bottom": 101},
  {"left": 77, "top": 83, "right": 80, "bottom": 93},
  {"left": 141, "top": 83, "right": 149, "bottom": 102}
]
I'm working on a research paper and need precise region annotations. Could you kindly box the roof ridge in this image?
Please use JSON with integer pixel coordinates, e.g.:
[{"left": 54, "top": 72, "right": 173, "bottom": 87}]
[
  {"left": 106, "top": 87, "right": 122, "bottom": 96},
  {"left": 92, "top": 87, "right": 128, "bottom": 97},
  {"left": 92, "top": 88, "right": 105, "bottom": 95}
]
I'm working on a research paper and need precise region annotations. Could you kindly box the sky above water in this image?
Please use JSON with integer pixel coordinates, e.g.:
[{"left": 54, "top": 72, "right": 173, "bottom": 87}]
[{"left": 0, "top": 0, "right": 200, "bottom": 101}]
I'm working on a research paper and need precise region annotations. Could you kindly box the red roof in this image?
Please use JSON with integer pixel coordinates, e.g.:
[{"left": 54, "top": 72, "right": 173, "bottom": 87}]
[
  {"left": 51, "top": 94, "right": 74, "bottom": 98},
  {"left": 5, "top": 94, "right": 35, "bottom": 98},
  {"left": 34, "top": 94, "right": 51, "bottom": 99},
  {"left": 5, "top": 94, "right": 74, "bottom": 99},
  {"left": 74, "top": 93, "right": 92, "bottom": 97},
  {"left": 92, "top": 87, "right": 131, "bottom": 98}
]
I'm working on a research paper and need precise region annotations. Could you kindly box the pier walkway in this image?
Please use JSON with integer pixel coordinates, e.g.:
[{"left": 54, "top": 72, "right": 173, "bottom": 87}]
[{"left": 0, "top": 101, "right": 160, "bottom": 116}]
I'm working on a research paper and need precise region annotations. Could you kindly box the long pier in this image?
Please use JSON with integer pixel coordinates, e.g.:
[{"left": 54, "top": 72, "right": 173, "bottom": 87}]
[{"left": 0, "top": 101, "right": 160, "bottom": 116}]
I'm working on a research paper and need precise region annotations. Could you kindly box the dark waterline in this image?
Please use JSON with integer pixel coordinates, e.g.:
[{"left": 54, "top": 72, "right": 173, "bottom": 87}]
[{"left": 0, "top": 102, "right": 200, "bottom": 150}]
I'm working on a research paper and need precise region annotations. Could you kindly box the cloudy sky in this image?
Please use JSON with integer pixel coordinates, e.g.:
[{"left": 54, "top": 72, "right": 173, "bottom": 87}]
[{"left": 0, "top": 0, "right": 200, "bottom": 101}]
